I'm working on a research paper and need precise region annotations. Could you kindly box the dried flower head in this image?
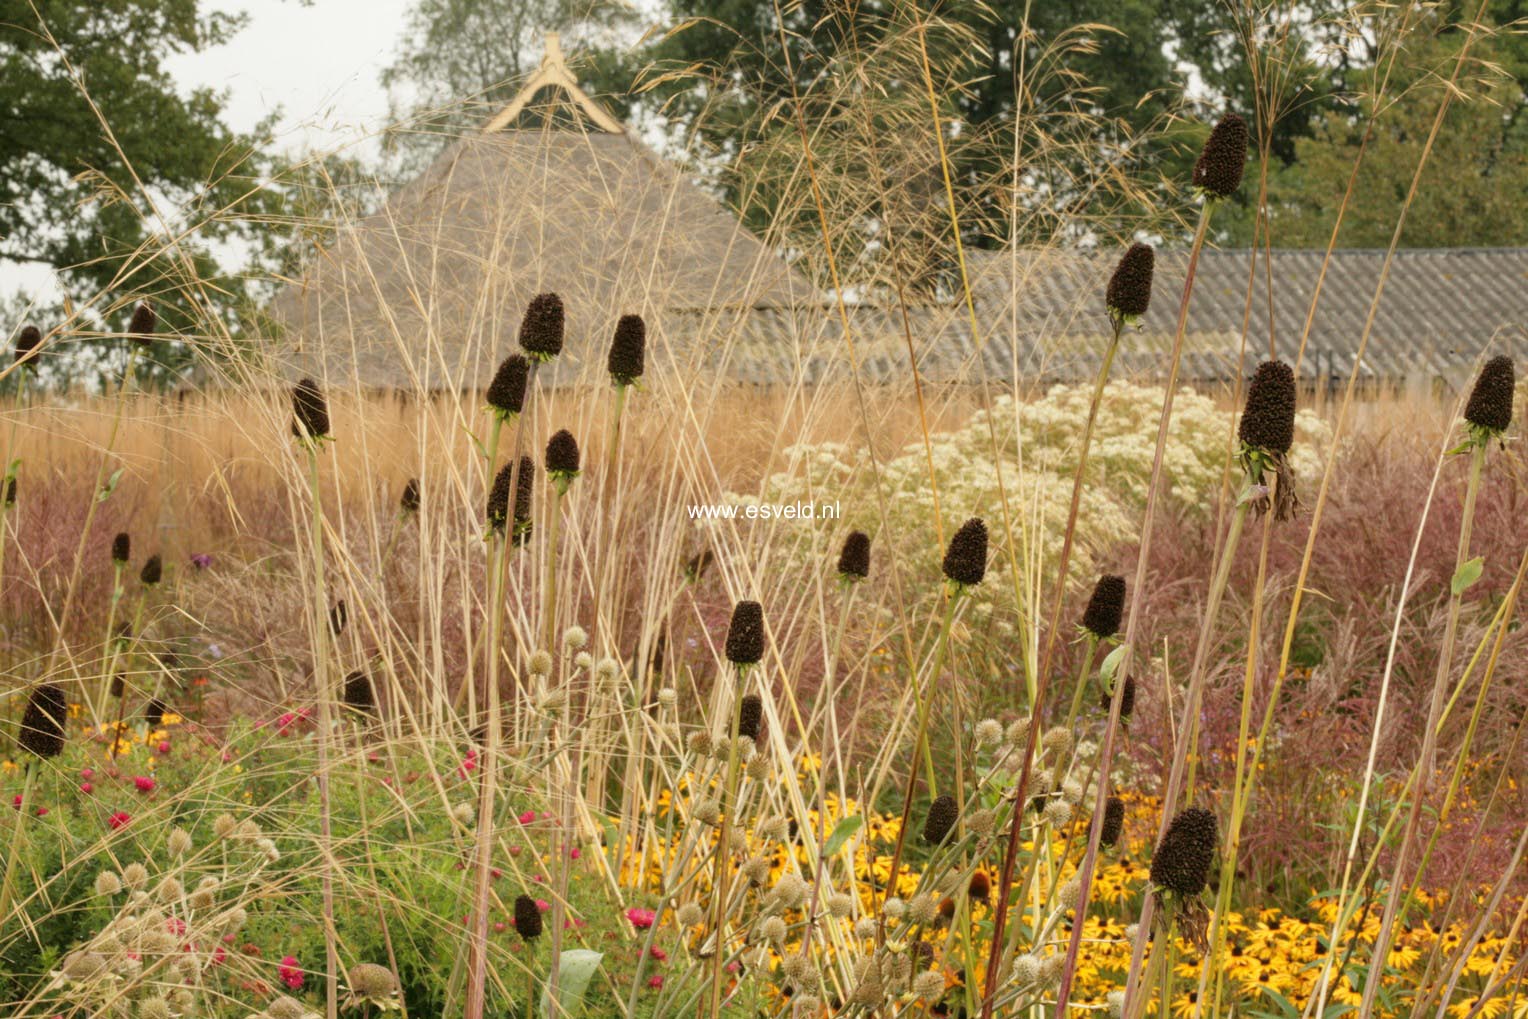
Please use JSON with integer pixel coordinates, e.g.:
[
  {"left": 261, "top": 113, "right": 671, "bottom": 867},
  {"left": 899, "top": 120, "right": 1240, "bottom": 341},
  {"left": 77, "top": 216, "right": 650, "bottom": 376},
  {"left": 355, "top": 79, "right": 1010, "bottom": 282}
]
[
  {"left": 676, "top": 902, "right": 705, "bottom": 927},
  {"left": 127, "top": 302, "right": 157, "bottom": 343},
  {"left": 608, "top": 313, "right": 646, "bottom": 385},
  {"left": 486, "top": 353, "right": 529, "bottom": 419},
  {"left": 974, "top": 718, "right": 1003, "bottom": 747},
  {"left": 18, "top": 684, "right": 67, "bottom": 759},
  {"left": 345, "top": 962, "right": 398, "bottom": 1005},
  {"left": 140, "top": 554, "right": 162, "bottom": 586},
  {"left": 111, "top": 531, "right": 131, "bottom": 565},
  {"left": 545, "top": 428, "right": 580, "bottom": 481},
  {"left": 1100, "top": 796, "right": 1126, "bottom": 848},
  {"left": 342, "top": 671, "right": 376, "bottom": 713},
  {"left": 941, "top": 517, "right": 988, "bottom": 587},
  {"left": 14, "top": 324, "right": 41, "bottom": 365},
  {"left": 1192, "top": 113, "right": 1248, "bottom": 199},
  {"left": 913, "top": 969, "right": 946, "bottom": 1001},
  {"left": 514, "top": 894, "right": 543, "bottom": 940},
  {"left": 1116, "top": 674, "right": 1137, "bottom": 722},
  {"left": 145, "top": 698, "right": 168, "bottom": 727},
  {"left": 1044, "top": 799, "right": 1074, "bottom": 828},
  {"left": 291, "top": 377, "right": 331, "bottom": 442},
  {"left": 167, "top": 828, "right": 192, "bottom": 856},
  {"left": 1239, "top": 360, "right": 1296, "bottom": 455},
  {"left": 1106, "top": 243, "right": 1155, "bottom": 324},
  {"left": 1082, "top": 574, "right": 1126, "bottom": 639},
  {"left": 837, "top": 530, "right": 871, "bottom": 581},
  {"left": 94, "top": 870, "right": 122, "bottom": 896},
  {"left": 921, "top": 794, "right": 958, "bottom": 845},
  {"left": 725, "top": 600, "right": 765, "bottom": 666},
  {"left": 1464, "top": 355, "right": 1515, "bottom": 435},
  {"left": 512, "top": 455, "right": 535, "bottom": 542},
  {"left": 487, "top": 461, "right": 514, "bottom": 532},
  {"left": 400, "top": 477, "right": 420, "bottom": 513},
  {"left": 1150, "top": 806, "right": 1218, "bottom": 898},
  {"left": 518, "top": 292, "right": 564, "bottom": 361},
  {"left": 329, "top": 599, "right": 347, "bottom": 636},
  {"left": 736, "top": 693, "right": 763, "bottom": 740},
  {"left": 122, "top": 862, "right": 149, "bottom": 890}
]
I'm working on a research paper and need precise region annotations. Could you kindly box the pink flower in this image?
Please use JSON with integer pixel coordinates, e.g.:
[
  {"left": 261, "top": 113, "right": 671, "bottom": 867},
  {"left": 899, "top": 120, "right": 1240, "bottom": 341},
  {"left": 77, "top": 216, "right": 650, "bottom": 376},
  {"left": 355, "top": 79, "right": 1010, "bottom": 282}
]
[
  {"left": 648, "top": 946, "right": 668, "bottom": 961},
  {"left": 536, "top": 899, "right": 551, "bottom": 912},
  {"left": 167, "top": 917, "right": 186, "bottom": 936},
  {"left": 108, "top": 812, "right": 131, "bottom": 830},
  {"left": 34, "top": 806, "right": 47, "bottom": 817},
  {"left": 157, "top": 741, "right": 171, "bottom": 755},
  {"left": 278, "top": 955, "right": 304, "bottom": 990},
  {"left": 569, "top": 848, "right": 581, "bottom": 860},
  {"left": 133, "top": 776, "right": 156, "bottom": 793},
  {"left": 10, "top": 794, "right": 20, "bottom": 810},
  {"left": 518, "top": 809, "right": 536, "bottom": 824},
  {"left": 648, "top": 975, "right": 664, "bottom": 988},
  {"left": 79, "top": 782, "right": 93, "bottom": 794},
  {"left": 80, "top": 768, "right": 94, "bottom": 780},
  {"left": 626, "top": 907, "right": 657, "bottom": 929}
]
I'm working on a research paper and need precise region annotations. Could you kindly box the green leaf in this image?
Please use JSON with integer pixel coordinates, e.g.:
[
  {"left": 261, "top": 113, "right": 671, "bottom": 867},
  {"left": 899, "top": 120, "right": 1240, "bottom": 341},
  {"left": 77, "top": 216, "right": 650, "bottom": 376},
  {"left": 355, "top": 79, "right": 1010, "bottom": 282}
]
[
  {"left": 1099, "top": 643, "right": 1129, "bottom": 683},
  {"left": 96, "top": 468, "right": 124, "bottom": 503},
  {"left": 822, "top": 815, "right": 863, "bottom": 857},
  {"left": 1451, "top": 556, "right": 1484, "bottom": 596},
  {"left": 541, "top": 949, "right": 603, "bottom": 1018}
]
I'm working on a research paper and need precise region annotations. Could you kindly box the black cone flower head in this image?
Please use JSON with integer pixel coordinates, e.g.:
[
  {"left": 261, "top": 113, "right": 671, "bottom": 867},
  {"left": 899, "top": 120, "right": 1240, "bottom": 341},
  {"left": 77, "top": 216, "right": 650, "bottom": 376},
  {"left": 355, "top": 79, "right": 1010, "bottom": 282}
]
[
  {"left": 725, "top": 600, "right": 765, "bottom": 667},
  {"left": 18, "top": 684, "right": 67, "bottom": 759},
  {"left": 512, "top": 455, "right": 534, "bottom": 544},
  {"left": 127, "top": 302, "right": 157, "bottom": 344},
  {"left": 486, "top": 354, "right": 529, "bottom": 420},
  {"left": 737, "top": 693, "right": 763, "bottom": 741},
  {"left": 1192, "top": 114, "right": 1248, "bottom": 199},
  {"left": 1106, "top": 674, "right": 1137, "bottom": 723},
  {"left": 292, "top": 378, "right": 331, "bottom": 443},
  {"left": 545, "top": 429, "right": 580, "bottom": 483},
  {"left": 1100, "top": 796, "right": 1126, "bottom": 849},
  {"left": 145, "top": 699, "right": 167, "bottom": 727},
  {"left": 3, "top": 477, "right": 14, "bottom": 507},
  {"left": 1239, "top": 360, "right": 1296, "bottom": 455},
  {"left": 921, "top": 794, "right": 958, "bottom": 845},
  {"left": 487, "top": 463, "right": 513, "bottom": 533},
  {"left": 1464, "top": 355, "right": 1514, "bottom": 435},
  {"left": 1150, "top": 806, "right": 1218, "bottom": 898},
  {"left": 514, "top": 894, "right": 543, "bottom": 940},
  {"left": 837, "top": 531, "right": 871, "bottom": 582},
  {"left": 329, "top": 599, "right": 347, "bottom": 636},
  {"left": 941, "top": 518, "right": 988, "bottom": 588},
  {"left": 518, "top": 293, "right": 564, "bottom": 362},
  {"left": 111, "top": 532, "right": 131, "bottom": 565},
  {"left": 1106, "top": 243, "right": 1154, "bottom": 324},
  {"left": 139, "top": 554, "right": 162, "bottom": 586},
  {"left": 343, "top": 671, "right": 376, "bottom": 713},
  {"left": 608, "top": 313, "right": 646, "bottom": 386},
  {"left": 14, "top": 325, "right": 41, "bottom": 365},
  {"left": 400, "top": 478, "right": 420, "bottom": 514},
  {"left": 1081, "top": 574, "right": 1126, "bottom": 639}
]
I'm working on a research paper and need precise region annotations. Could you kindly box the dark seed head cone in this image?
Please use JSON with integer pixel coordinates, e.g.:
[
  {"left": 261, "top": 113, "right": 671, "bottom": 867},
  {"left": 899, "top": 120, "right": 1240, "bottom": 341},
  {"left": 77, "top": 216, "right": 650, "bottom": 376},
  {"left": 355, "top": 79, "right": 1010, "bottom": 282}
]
[
  {"left": 921, "top": 794, "right": 959, "bottom": 845},
  {"left": 518, "top": 292, "right": 564, "bottom": 360},
  {"left": 3, "top": 478, "right": 13, "bottom": 507},
  {"left": 684, "top": 548, "right": 714, "bottom": 581},
  {"left": 837, "top": 531, "right": 871, "bottom": 580},
  {"left": 127, "top": 302, "right": 157, "bottom": 343},
  {"left": 1193, "top": 114, "right": 1248, "bottom": 199},
  {"left": 14, "top": 325, "right": 41, "bottom": 365},
  {"left": 725, "top": 600, "right": 765, "bottom": 666},
  {"left": 1239, "top": 360, "right": 1296, "bottom": 454},
  {"left": 487, "top": 461, "right": 518, "bottom": 532},
  {"left": 486, "top": 354, "right": 529, "bottom": 417},
  {"left": 545, "top": 429, "right": 580, "bottom": 476},
  {"left": 291, "top": 378, "right": 331, "bottom": 441},
  {"left": 1464, "top": 355, "right": 1514, "bottom": 434},
  {"left": 329, "top": 600, "right": 347, "bottom": 636},
  {"left": 111, "top": 532, "right": 131, "bottom": 565},
  {"left": 514, "top": 894, "right": 543, "bottom": 940},
  {"left": 109, "top": 675, "right": 125, "bottom": 698},
  {"left": 968, "top": 869, "right": 991, "bottom": 903},
  {"left": 18, "top": 684, "right": 68, "bottom": 759},
  {"left": 400, "top": 477, "right": 420, "bottom": 513},
  {"left": 737, "top": 693, "right": 763, "bottom": 741},
  {"left": 1081, "top": 574, "right": 1126, "bottom": 639},
  {"left": 608, "top": 314, "right": 646, "bottom": 385},
  {"left": 342, "top": 671, "right": 376, "bottom": 713},
  {"left": 139, "top": 554, "right": 162, "bottom": 586},
  {"left": 1106, "top": 243, "right": 1155, "bottom": 321},
  {"left": 941, "top": 517, "right": 988, "bottom": 587},
  {"left": 1150, "top": 806, "right": 1218, "bottom": 898},
  {"left": 513, "top": 455, "right": 534, "bottom": 524},
  {"left": 144, "top": 698, "right": 167, "bottom": 727},
  {"left": 1100, "top": 796, "right": 1126, "bottom": 848},
  {"left": 1117, "top": 674, "right": 1136, "bottom": 722}
]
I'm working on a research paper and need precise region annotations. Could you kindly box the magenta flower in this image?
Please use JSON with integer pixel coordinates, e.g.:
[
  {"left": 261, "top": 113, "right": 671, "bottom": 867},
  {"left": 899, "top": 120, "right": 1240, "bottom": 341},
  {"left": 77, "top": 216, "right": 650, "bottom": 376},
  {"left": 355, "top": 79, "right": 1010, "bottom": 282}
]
[
  {"left": 278, "top": 955, "right": 304, "bottom": 990},
  {"left": 190, "top": 552, "right": 212, "bottom": 569},
  {"left": 108, "top": 811, "right": 131, "bottom": 830},
  {"left": 133, "top": 776, "right": 156, "bottom": 793},
  {"left": 626, "top": 907, "right": 657, "bottom": 929}
]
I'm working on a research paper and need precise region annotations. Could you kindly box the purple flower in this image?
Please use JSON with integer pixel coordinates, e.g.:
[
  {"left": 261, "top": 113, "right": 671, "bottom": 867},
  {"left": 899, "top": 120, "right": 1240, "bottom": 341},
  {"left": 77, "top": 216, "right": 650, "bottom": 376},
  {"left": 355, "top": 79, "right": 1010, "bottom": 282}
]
[{"left": 190, "top": 552, "right": 213, "bottom": 570}]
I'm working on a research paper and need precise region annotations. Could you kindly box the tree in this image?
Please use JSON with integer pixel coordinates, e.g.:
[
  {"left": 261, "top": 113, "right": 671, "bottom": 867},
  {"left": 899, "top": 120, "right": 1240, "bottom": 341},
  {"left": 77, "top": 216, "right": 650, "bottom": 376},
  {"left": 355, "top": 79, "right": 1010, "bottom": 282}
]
[{"left": 0, "top": 0, "right": 283, "bottom": 379}]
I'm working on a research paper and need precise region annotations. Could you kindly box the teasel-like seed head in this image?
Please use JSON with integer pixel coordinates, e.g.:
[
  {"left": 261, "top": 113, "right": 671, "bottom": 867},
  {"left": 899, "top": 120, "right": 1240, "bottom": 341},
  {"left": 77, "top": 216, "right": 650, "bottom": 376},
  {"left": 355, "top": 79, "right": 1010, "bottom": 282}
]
[
  {"left": 1192, "top": 113, "right": 1249, "bottom": 199},
  {"left": 486, "top": 353, "right": 529, "bottom": 419},
  {"left": 837, "top": 530, "right": 870, "bottom": 582},
  {"left": 329, "top": 599, "right": 347, "bottom": 636},
  {"left": 400, "top": 477, "right": 420, "bottom": 514},
  {"left": 1100, "top": 796, "right": 1126, "bottom": 848},
  {"left": 1106, "top": 243, "right": 1154, "bottom": 325},
  {"left": 725, "top": 600, "right": 765, "bottom": 667},
  {"left": 145, "top": 699, "right": 167, "bottom": 727},
  {"left": 1081, "top": 574, "right": 1126, "bottom": 639},
  {"left": 1464, "top": 355, "right": 1514, "bottom": 436},
  {"left": 342, "top": 671, "right": 376, "bottom": 714},
  {"left": 518, "top": 292, "right": 564, "bottom": 362},
  {"left": 18, "top": 683, "right": 67, "bottom": 759},
  {"left": 139, "top": 554, "right": 162, "bottom": 586},
  {"left": 14, "top": 324, "right": 41, "bottom": 366},
  {"left": 111, "top": 531, "right": 131, "bottom": 565},
  {"left": 1150, "top": 806, "right": 1218, "bottom": 898},
  {"left": 127, "top": 302, "right": 157, "bottom": 344},
  {"left": 514, "top": 894, "right": 543, "bottom": 940},
  {"left": 737, "top": 693, "right": 763, "bottom": 741},
  {"left": 487, "top": 462, "right": 513, "bottom": 533},
  {"left": 1239, "top": 360, "right": 1296, "bottom": 455},
  {"left": 291, "top": 377, "right": 331, "bottom": 442},
  {"left": 608, "top": 313, "right": 646, "bottom": 386},
  {"left": 941, "top": 517, "right": 988, "bottom": 588},
  {"left": 921, "top": 794, "right": 958, "bottom": 845},
  {"left": 545, "top": 428, "right": 580, "bottom": 483},
  {"left": 1104, "top": 674, "right": 1137, "bottom": 722}
]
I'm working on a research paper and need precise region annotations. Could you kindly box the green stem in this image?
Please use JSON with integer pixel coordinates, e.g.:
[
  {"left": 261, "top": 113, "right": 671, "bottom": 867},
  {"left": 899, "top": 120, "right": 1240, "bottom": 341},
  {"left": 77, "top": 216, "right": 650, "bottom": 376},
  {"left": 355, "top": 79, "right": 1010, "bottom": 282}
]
[
  {"left": 305, "top": 443, "right": 339, "bottom": 1019},
  {"left": 707, "top": 676, "right": 747, "bottom": 1018},
  {"left": 0, "top": 759, "right": 38, "bottom": 926}
]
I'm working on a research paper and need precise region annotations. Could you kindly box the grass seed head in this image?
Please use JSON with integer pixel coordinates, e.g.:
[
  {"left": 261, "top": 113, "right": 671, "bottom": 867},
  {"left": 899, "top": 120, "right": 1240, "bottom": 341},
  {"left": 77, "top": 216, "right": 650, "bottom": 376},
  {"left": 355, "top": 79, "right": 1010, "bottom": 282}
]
[
  {"left": 518, "top": 292, "right": 565, "bottom": 361},
  {"left": 608, "top": 313, "right": 646, "bottom": 385},
  {"left": 941, "top": 517, "right": 988, "bottom": 587},
  {"left": 1193, "top": 113, "right": 1248, "bottom": 199},
  {"left": 1464, "top": 355, "right": 1515, "bottom": 435},
  {"left": 1106, "top": 242, "right": 1154, "bottom": 324}
]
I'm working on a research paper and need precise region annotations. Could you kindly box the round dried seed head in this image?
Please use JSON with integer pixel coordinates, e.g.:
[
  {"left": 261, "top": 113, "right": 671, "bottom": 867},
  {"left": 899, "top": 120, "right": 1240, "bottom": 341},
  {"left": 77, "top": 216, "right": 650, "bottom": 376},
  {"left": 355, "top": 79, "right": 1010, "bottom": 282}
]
[
  {"left": 676, "top": 902, "right": 704, "bottom": 927},
  {"left": 1239, "top": 360, "right": 1297, "bottom": 455},
  {"left": 1106, "top": 242, "right": 1155, "bottom": 322},
  {"left": 760, "top": 915, "right": 787, "bottom": 944},
  {"left": 725, "top": 600, "right": 765, "bottom": 666},
  {"left": 562, "top": 625, "right": 588, "bottom": 652},
  {"left": 527, "top": 649, "right": 553, "bottom": 676},
  {"left": 827, "top": 893, "right": 854, "bottom": 918},
  {"left": 836, "top": 530, "right": 871, "bottom": 581},
  {"left": 1192, "top": 113, "right": 1249, "bottom": 199},
  {"left": 348, "top": 962, "right": 397, "bottom": 1000},
  {"left": 518, "top": 292, "right": 565, "bottom": 361},
  {"left": 1043, "top": 799, "right": 1073, "bottom": 828},
  {"left": 1464, "top": 354, "right": 1515, "bottom": 434},
  {"left": 95, "top": 870, "right": 122, "bottom": 896},
  {"left": 608, "top": 313, "right": 646, "bottom": 385},
  {"left": 913, "top": 970, "right": 946, "bottom": 1001},
  {"left": 1082, "top": 574, "right": 1125, "bottom": 639},
  {"left": 941, "top": 517, "right": 988, "bottom": 587},
  {"left": 167, "top": 828, "right": 192, "bottom": 856},
  {"left": 974, "top": 718, "right": 1003, "bottom": 747},
  {"left": 1150, "top": 806, "right": 1218, "bottom": 898}
]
